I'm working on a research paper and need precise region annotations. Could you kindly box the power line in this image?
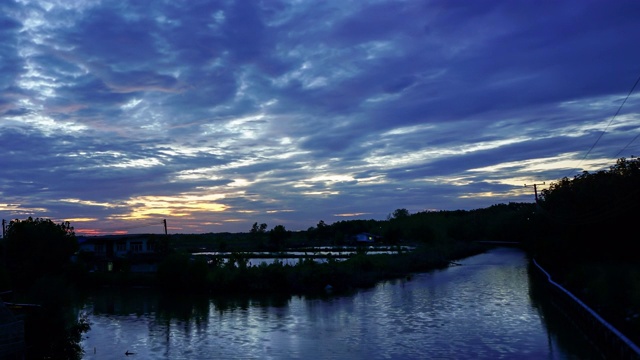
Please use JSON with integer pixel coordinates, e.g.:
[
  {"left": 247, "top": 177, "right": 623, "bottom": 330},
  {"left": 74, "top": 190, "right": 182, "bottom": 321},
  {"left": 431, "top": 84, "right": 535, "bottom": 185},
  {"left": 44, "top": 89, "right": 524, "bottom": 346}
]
[
  {"left": 568, "top": 73, "right": 640, "bottom": 178},
  {"left": 614, "top": 80, "right": 640, "bottom": 158},
  {"left": 589, "top": 74, "right": 640, "bottom": 159},
  {"left": 615, "top": 134, "right": 640, "bottom": 159}
]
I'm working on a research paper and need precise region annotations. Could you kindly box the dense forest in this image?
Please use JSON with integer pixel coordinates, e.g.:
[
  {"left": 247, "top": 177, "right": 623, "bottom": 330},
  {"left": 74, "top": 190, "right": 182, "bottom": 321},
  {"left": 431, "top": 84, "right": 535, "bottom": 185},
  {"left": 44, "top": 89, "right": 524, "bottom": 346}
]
[
  {"left": 533, "top": 157, "right": 640, "bottom": 262},
  {"left": 531, "top": 157, "right": 640, "bottom": 345},
  {"left": 169, "top": 202, "right": 537, "bottom": 254}
]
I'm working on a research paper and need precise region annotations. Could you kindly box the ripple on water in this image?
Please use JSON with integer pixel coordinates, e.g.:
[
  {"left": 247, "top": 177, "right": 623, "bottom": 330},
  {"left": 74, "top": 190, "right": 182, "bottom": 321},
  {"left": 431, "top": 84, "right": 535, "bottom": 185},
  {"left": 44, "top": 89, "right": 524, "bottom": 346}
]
[{"left": 82, "top": 248, "right": 599, "bottom": 359}]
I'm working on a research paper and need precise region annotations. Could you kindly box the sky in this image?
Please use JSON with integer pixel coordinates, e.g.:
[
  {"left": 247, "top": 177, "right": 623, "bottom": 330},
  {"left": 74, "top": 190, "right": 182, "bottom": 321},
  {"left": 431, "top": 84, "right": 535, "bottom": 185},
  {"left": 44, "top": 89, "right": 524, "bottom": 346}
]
[{"left": 1, "top": 0, "right": 640, "bottom": 235}]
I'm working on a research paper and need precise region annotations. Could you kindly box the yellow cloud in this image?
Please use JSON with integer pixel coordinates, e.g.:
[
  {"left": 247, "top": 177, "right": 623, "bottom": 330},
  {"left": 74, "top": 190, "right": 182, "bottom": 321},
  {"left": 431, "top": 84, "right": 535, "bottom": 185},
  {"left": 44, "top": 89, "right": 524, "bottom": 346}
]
[
  {"left": 122, "top": 193, "right": 228, "bottom": 220},
  {"left": 65, "top": 217, "right": 98, "bottom": 222},
  {"left": 60, "top": 198, "right": 118, "bottom": 208},
  {"left": 334, "top": 212, "right": 370, "bottom": 217}
]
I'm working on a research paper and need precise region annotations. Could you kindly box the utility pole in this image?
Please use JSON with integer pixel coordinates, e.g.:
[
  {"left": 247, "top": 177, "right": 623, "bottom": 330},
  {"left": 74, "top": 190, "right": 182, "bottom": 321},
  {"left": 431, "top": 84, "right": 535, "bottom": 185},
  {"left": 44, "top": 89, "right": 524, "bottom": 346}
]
[
  {"left": 163, "top": 219, "right": 167, "bottom": 236},
  {"left": 1, "top": 220, "right": 4, "bottom": 264},
  {"left": 524, "top": 182, "right": 545, "bottom": 203}
]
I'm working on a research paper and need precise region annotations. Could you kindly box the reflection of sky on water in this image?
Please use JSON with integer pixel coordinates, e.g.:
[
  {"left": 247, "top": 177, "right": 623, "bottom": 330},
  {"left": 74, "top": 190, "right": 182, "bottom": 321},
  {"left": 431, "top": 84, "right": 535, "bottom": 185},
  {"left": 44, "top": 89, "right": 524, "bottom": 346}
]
[
  {"left": 192, "top": 246, "right": 415, "bottom": 257},
  {"left": 192, "top": 246, "right": 416, "bottom": 266},
  {"left": 82, "top": 248, "right": 599, "bottom": 359}
]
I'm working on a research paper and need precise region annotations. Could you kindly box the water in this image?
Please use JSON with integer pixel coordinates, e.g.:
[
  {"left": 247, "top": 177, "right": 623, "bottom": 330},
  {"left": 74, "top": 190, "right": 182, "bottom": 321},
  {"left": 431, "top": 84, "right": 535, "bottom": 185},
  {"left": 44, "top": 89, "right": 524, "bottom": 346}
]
[
  {"left": 81, "top": 247, "right": 601, "bottom": 359},
  {"left": 192, "top": 246, "right": 415, "bottom": 266}
]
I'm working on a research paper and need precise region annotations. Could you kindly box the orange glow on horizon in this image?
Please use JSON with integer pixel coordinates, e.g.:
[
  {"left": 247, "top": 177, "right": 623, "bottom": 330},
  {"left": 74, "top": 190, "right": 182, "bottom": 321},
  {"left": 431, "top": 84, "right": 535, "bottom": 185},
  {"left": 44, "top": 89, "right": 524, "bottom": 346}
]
[{"left": 75, "top": 228, "right": 129, "bottom": 236}]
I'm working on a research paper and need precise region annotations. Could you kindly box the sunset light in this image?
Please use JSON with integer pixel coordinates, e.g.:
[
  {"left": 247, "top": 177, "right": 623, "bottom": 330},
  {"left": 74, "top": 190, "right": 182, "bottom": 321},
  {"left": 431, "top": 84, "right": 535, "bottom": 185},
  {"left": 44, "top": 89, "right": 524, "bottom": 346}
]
[{"left": 1, "top": 1, "right": 639, "bottom": 234}]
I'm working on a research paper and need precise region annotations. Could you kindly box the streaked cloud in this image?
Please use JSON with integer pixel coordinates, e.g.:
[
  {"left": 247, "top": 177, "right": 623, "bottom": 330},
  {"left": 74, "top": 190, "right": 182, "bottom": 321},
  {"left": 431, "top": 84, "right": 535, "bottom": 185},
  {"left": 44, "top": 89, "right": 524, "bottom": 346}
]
[{"left": 1, "top": 0, "right": 639, "bottom": 234}]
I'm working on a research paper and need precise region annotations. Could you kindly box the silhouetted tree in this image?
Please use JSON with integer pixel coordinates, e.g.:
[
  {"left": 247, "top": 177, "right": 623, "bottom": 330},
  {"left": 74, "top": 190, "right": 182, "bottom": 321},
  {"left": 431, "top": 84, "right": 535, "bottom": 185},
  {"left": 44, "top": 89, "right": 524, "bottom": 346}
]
[
  {"left": 3, "top": 217, "right": 77, "bottom": 288},
  {"left": 306, "top": 226, "right": 317, "bottom": 241},
  {"left": 269, "top": 225, "right": 290, "bottom": 250},
  {"left": 389, "top": 208, "right": 410, "bottom": 220},
  {"left": 1, "top": 218, "right": 90, "bottom": 359},
  {"left": 24, "top": 278, "right": 90, "bottom": 359},
  {"left": 536, "top": 157, "right": 640, "bottom": 261},
  {"left": 250, "top": 222, "right": 268, "bottom": 234},
  {"left": 316, "top": 220, "right": 330, "bottom": 241}
]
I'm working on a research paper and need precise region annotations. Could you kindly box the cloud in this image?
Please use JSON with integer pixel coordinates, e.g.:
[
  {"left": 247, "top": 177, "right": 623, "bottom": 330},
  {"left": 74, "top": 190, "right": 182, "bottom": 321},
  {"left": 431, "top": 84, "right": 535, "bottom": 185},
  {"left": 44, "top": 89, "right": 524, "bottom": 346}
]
[{"left": 1, "top": 0, "right": 639, "bottom": 234}]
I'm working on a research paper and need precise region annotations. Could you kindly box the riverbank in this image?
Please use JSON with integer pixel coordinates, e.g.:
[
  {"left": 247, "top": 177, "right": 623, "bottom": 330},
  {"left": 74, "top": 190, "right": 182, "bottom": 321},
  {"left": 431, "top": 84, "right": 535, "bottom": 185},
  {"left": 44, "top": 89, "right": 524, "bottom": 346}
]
[
  {"left": 81, "top": 247, "right": 600, "bottom": 359},
  {"left": 530, "top": 259, "right": 640, "bottom": 359},
  {"left": 85, "top": 240, "right": 489, "bottom": 296},
  {"left": 533, "top": 257, "right": 640, "bottom": 349}
]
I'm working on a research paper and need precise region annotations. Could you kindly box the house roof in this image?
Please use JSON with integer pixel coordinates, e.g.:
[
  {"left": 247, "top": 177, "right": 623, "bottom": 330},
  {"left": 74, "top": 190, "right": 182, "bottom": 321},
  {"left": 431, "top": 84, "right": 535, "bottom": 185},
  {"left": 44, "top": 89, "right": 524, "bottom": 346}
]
[{"left": 78, "top": 234, "right": 152, "bottom": 243}]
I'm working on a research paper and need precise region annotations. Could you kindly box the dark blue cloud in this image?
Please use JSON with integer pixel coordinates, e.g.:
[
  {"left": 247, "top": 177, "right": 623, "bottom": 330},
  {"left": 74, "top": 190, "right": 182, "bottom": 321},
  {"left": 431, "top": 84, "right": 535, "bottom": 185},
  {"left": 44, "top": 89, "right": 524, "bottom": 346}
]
[
  {"left": 1, "top": 0, "right": 639, "bottom": 233},
  {"left": 62, "top": 8, "right": 160, "bottom": 66},
  {"left": 0, "top": 8, "right": 23, "bottom": 115}
]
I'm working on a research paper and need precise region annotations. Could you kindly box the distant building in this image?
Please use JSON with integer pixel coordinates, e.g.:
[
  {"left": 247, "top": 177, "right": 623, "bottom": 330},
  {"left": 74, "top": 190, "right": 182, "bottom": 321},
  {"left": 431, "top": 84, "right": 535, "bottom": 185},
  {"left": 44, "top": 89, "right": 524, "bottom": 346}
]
[
  {"left": 77, "top": 234, "right": 161, "bottom": 272},
  {"left": 352, "top": 233, "right": 378, "bottom": 243}
]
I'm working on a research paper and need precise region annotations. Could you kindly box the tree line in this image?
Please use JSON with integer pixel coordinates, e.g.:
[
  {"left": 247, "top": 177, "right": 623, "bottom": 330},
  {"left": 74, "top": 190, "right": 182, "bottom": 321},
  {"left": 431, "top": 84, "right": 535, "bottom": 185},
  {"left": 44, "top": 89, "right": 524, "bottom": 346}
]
[
  {"left": 2, "top": 157, "right": 640, "bottom": 357},
  {"left": 532, "top": 157, "right": 640, "bottom": 264},
  {"left": 2, "top": 157, "right": 639, "bottom": 289}
]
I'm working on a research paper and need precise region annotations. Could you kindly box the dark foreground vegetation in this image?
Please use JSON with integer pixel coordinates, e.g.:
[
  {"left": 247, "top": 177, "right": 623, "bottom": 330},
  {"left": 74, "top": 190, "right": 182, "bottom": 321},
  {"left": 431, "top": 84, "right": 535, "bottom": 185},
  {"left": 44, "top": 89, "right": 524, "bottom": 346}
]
[
  {"left": 1, "top": 157, "right": 639, "bottom": 358},
  {"left": 139, "top": 241, "right": 486, "bottom": 295},
  {"left": 0, "top": 217, "right": 89, "bottom": 359},
  {"left": 530, "top": 157, "right": 640, "bottom": 346}
]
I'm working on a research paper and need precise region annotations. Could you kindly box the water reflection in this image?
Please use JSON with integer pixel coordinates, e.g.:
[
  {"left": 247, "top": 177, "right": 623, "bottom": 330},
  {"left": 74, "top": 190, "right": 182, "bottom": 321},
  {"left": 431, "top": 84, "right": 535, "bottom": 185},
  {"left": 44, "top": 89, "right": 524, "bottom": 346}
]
[
  {"left": 82, "top": 248, "right": 600, "bottom": 359},
  {"left": 192, "top": 246, "right": 416, "bottom": 267}
]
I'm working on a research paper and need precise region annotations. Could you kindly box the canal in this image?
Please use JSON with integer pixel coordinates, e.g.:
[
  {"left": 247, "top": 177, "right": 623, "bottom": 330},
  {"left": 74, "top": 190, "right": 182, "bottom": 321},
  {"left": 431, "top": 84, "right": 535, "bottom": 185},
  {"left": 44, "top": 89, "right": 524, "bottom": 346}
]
[{"left": 81, "top": 247, "right": 602, "bottom": 359}]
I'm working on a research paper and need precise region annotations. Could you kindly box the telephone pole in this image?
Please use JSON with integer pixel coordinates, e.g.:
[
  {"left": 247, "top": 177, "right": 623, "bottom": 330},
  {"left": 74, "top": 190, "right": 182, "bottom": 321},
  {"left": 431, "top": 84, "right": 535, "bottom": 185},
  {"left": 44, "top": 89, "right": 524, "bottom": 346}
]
[
  {"left": 163, "top": 219, "right": 167, "bottom": 236},
  {"left": 2, "top": 219, "right": 5, "bottom": 238},
  {"left": 524, "top": 182, "right": 545, "bottom": 203}
]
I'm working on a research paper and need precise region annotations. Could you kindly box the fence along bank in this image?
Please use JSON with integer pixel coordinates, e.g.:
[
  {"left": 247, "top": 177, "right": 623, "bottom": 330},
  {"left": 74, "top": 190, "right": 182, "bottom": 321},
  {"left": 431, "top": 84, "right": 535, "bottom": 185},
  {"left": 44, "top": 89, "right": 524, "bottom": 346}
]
[{"left": 532, "top": 259, "right": 640, "bottom": 359}]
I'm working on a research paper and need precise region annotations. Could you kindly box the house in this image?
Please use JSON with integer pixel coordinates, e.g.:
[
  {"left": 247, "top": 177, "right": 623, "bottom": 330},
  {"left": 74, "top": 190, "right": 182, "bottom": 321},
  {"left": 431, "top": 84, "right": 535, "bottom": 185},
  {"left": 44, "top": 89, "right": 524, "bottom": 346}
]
[
  {"left": 77, "top": 234, "right": 162, "bottom": 272},
  {"left": 78, "top": 234, "right": 156, "bottom": 257},
  {"left": 353, "top": 233, "right": 378, "bottom": 243}
]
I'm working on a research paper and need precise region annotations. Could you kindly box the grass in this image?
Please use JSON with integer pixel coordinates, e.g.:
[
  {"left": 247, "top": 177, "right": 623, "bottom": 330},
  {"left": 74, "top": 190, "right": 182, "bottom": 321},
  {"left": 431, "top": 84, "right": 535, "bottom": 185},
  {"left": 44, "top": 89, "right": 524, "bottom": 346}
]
[
  {"left": 549, "top": 260, "right": 640, "bottom": 346},
  {"left": 87, "top": 240, "right": 488, "bottom": 297}
]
